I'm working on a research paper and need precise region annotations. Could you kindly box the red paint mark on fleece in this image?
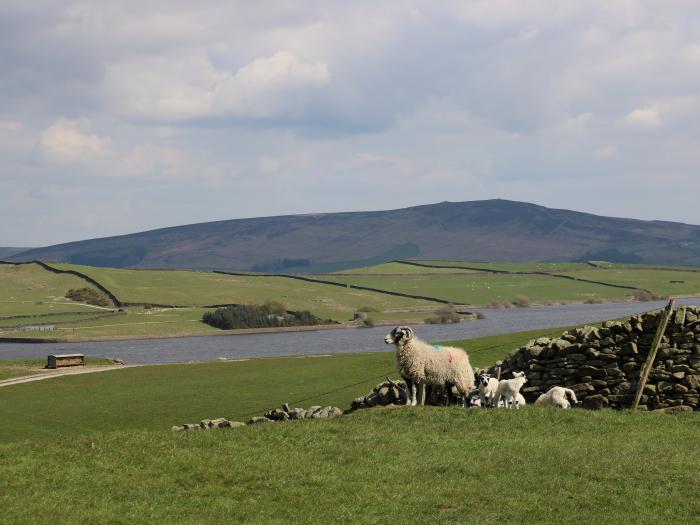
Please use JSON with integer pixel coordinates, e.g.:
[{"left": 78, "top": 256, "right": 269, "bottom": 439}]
[{"left": 448, "top": 353, "right": 454, "bottom": 364}]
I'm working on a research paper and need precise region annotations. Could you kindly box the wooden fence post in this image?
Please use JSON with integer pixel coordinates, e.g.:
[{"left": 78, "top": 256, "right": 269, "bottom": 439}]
[{"left": 631, "top": 298, "right": 676, "bottom": 410}]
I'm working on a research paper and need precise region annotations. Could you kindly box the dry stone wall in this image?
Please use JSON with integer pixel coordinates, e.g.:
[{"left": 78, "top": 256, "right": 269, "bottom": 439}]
[{"left": 487, "top": 305, "right": 700, "bottom": 412}]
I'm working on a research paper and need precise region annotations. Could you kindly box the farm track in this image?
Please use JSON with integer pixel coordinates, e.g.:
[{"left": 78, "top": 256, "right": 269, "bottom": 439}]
[{"left": 0, "top": 364, "right": 137, "bottom": 388}]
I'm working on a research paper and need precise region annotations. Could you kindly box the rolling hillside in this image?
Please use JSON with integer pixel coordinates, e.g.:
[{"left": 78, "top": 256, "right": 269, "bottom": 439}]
[{"left": 8, "top": 200, "right": 700, "bottom": 270}]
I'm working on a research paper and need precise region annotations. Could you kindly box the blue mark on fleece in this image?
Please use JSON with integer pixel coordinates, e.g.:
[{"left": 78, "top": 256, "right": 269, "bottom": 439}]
[{"left": 431, "top": 345, "right": 447, "bottom": 351}]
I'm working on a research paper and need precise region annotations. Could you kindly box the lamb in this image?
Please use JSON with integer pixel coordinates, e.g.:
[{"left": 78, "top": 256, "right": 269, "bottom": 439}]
[
  {"left": 493, "top": 371, "right": 527, "bottom": 409},
  {"left": 470, "top": 392, "right": 525, "bottom": 408},
  {"left": 384, "top": 326, "right": 475, "bottom": 407},
  {"left": 534, "top": 386, "right": 579, "bottom": 409},
  {"left": 496, "top": 392, "right": 526, "bottom": 408},
  {"left": 476, "top": 372, "right": 499, "bottom": 408}
]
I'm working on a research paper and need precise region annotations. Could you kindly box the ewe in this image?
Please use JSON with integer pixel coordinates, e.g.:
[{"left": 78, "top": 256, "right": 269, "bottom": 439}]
[
  {"left": 493, "top": 371, "right": 528, "bottom": 409},
  {"left": 384, "top": 326, "right": 475, "bottom": 407},
  {"left": 535, "top": 386, "right": 579, "bottom": 409},
  {"left": 476, "top": 372, "right": 499, "bottom": 408}
]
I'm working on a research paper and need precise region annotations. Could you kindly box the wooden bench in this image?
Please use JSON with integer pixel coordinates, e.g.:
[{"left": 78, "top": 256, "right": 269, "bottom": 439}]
[{"left": 47, "top": 353, "right": 85, "bottom": 369}]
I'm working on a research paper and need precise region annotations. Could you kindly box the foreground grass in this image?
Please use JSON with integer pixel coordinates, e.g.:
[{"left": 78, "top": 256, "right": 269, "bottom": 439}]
[{"left": 0, "top": 408, "right": 697, "bottom": 524}]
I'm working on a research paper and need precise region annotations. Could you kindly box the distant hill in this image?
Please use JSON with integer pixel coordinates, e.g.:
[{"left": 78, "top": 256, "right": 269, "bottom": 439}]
[
  {"left": 8, "top": 200, "right": 700, "bottom": 270},
  {"left": 0, "top": 247, "right": 34, "bottom": 259}
]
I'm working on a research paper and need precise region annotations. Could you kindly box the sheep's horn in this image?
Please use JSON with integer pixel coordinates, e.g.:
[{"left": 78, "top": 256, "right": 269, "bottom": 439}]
[{"left": 386, "top": 376, "right": 407, "bottom": 394}]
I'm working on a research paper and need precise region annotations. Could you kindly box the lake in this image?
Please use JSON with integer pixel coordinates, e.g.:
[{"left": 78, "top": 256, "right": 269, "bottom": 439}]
[{"left": 1, "top": 299, "right": 698, "bottom": 365}]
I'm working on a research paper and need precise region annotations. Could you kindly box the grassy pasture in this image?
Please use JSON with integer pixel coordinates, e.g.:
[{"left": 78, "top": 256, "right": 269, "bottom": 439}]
[
  {"left": 561, "top": 268, "right": 700, "bottom": 296},
  {"left": 0, "top": 406, "right": 697, "bottom": 523},
  {"left": 325, "top": 272, "right": 629, "bottom": 304},
  {"left": 413, "top": 260, "right": 594, "bottom": 272},
  {"left": 0, "top": 325, "right": 697, "bottom": 523},
  {"left": 0, "top": 325, "right": 580, "bottom": 442},
  {"left": 53, "top": 263, "right": 434, "bottom": 319},
  {"left": 334, "top": 261, "right": 481, "bottom": 274},
  {"left": 0, "top": 263, "right": 109, "bottom": 316}
]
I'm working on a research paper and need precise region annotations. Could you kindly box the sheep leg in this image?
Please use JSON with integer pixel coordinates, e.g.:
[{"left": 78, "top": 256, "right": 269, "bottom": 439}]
[
  {"left": 514, "top": 395, "right": 520, "bottom": 410},
  {"left": 410, "top": 382, "right": 418, "bottom": 406},
  {"left": 444, "top": 382, "right": 452, "bottom": 406},
  {"left": 419, "top": 383, "right": 427, "bottom": 406}
]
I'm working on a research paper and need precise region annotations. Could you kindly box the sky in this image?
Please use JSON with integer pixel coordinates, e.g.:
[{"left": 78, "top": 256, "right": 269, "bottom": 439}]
[{"left": 1, "top": 1, "right": 700, "bottom": 247}]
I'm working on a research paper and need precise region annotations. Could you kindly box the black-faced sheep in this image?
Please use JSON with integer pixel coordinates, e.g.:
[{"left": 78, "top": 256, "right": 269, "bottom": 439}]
[
  {"left": 493, "top": 371, "right": 527, "bottom": 409},
  {"left": 384, "top": 326, "right": 475, "bottom": 407},
  {"left": 534, "top": 386, "right": 579, "bottom": 409}
]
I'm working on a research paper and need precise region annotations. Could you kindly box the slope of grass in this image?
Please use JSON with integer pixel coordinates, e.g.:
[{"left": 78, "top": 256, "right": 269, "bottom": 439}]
[
  {"left": 52, "top": 263, "right": 434, "bottom": 319},
  {"left": 0, "top": 263, "right": 105, "bottom": 316},
  {"left": 333, "top": 262, "right": 481, "bottom": 274},
  {"left": 0, "top": 409, "right": 697, "bottom": 524},
  {"left": 414, "top": 260, "right": 594, "bottom": 272},
  {"left": 0, "top": 324, "right": 575, "bottom": 443},
  {"left": 561, "top": 268, "right": 700, "bottom": 296},
  {"left": 326, "top": 273, "right": 630, "bottom": 305}
]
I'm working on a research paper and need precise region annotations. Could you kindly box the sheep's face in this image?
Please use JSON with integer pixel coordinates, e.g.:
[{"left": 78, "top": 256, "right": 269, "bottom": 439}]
[
  {"left": 477, "top": 373, "right": 491, "bottom": 386},
  {"left": 384, "top": 326, "right": 414, "bottom": 345}
]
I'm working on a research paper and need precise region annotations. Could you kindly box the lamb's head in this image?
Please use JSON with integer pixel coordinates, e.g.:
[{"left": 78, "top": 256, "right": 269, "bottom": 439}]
[
  {"left": 513, "top": 371, "right": 527, "bottom": 383},
  {"left": 384, "top": 326, "right": 414, "bottom": 345},
  {"left": 477, "top": 372, "right": 491, "bottom": 386}
]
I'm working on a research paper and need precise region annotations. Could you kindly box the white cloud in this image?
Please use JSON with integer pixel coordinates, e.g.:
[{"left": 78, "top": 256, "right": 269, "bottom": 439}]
[
  {"left": 104, "top": 50, "right": 329, "bottom": 121},
  {"left": 623, "top": 107, "right": 661, "bottom": 127},
  {"left": 40, "top": 118, "right": 110, "bottom": 163},
  {"left": 594, "top": 145, "right": 618, "bottom": 160},
  {"left": 0, "top": 121, "right": 23, "bottom": 131},
  {"left": 258, "top": 156, "right": 281, "bottom": 174}
]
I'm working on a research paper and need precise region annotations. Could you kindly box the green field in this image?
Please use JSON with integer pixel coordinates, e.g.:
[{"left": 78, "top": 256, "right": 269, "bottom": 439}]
[
  {"left": 53, "top": 263, "right": 434, "bottom": 318},
  {"left": 0, "top": 263, "right": 112, "bottom": 316},
  {"left": 3, "top": 260, "right": 700, "bottom": 341},
  {"left": 561, "top": 268, "right": 700, "bottom": 296},
  {"left": 324, "top": 272, "right": 629, "bottom": 304},
  {"left": 0, "top": 323, "right": 697, "bottom": 524}
]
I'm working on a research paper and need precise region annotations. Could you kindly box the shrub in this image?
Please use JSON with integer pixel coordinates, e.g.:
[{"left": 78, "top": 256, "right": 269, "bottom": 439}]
[
  {"left": 261, "top": 300, "right": 287, "bottom": 315},
  {"left": 512, "top": 295, "right": 531, "bottom": 308},
  {"left": 424, "top": 305, "right": 462, "bottom": 324},
  {"left": 361, "top": 317, "right": 375, "bottom": 328},
  {"left": 65, "top": 287, "right": 110, "bottom": 307},
  {"left": 584, "top": 298, "right": 603, "bottom": 304},
  {"left": 357, "top": 305, "right": 379, "bottom": 313},
  {"left": 632, "top": 290, "right": 667, "bottom": 302},
  {"left": 475, "top": 311, "right": 487, "bottom": 320},
  {"left": 202, "top": 304, "right": 327, "bottom": 330}
]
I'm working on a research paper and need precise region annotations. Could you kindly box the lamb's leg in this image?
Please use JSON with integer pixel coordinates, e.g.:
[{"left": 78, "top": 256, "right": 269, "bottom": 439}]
[
  {"left": 480, "top": 391, "right": 486, "bottom": 408},
  {"left": 419, "top": 383, "right": 427, "bottom": 406},
  {"left": 410, "top": 382, "right": 418, "bottom": 406},
  {"left": 401, "top": 376, "right": 412, "bottom": 406},
  {"left": 514, "top": 395, "right": 520, "bottom": 410}
]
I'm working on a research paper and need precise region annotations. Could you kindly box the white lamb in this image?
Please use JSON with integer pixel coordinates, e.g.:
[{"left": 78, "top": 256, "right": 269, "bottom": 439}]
[
  {"left": 535, "top": 386, "right": 579, "bottom": 409},
  {"left": 476, "top": 372, "right": 499, "bottom": 408},
  {"left": 470, "top": 392, "right": 525, "bottom": 408},
  {"left": 384, "top": 326, "right": 475, "bottom": 407},
  {"left": 493, "top": 371, "right": 528, "bottom": 409}
]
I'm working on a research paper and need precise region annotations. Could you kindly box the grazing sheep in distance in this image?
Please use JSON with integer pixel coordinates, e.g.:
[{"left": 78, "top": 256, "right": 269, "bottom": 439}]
[
  {"left": 476, "top": 372, "right": 499, "bottom": 408},
  {"left": 384, "top": 326, "right": 475, "bottom": 407},
  {"left": 493, "top": 371, "right": 528, "bottom": 409},
  {"left": 535, "top": 386, "right": 579, "bottom": 409}
]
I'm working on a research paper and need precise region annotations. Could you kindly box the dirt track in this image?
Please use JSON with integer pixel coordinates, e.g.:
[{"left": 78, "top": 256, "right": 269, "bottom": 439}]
[{"left": 0, "top": 365, "right": 137, "bottom": 388}]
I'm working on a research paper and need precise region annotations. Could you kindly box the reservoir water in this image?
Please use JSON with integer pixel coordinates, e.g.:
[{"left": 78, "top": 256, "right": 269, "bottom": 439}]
[{"left": 1, "top": 299, "right": 699, "bottom": 365}]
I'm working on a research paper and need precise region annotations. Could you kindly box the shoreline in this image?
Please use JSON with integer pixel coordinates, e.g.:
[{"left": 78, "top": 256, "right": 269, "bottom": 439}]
[{"left": 1, "top": 295, "right": 698, "bottom": 344}]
